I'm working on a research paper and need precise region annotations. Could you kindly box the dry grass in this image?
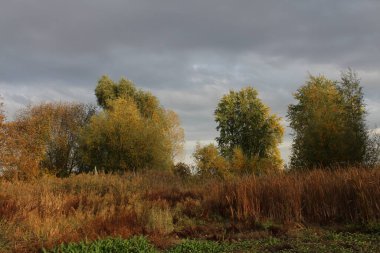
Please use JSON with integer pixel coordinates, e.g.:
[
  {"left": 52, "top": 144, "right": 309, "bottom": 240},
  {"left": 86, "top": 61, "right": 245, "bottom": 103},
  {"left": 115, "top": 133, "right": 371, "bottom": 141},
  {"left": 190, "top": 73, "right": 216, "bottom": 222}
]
[
  {"left": 212, "top": 168, "right": 380, "bottom": 224},
  {"left": 0, "top": 168, "right": 379, "bottom": 252}
]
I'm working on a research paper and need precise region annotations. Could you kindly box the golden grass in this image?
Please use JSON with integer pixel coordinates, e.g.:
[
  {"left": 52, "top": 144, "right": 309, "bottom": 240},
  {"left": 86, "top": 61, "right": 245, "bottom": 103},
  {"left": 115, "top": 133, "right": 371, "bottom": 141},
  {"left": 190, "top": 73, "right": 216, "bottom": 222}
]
[
  {"left": 212, "top": 168, "right": 380, "bottom": 224},
  {"left": 0, "top": 168, "right": 379, "bottom": 252}
]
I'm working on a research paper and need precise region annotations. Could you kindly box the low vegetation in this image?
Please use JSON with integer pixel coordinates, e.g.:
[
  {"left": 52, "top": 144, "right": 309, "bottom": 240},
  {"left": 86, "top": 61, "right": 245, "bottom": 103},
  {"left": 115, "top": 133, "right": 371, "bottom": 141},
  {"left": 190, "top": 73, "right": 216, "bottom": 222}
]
[
  {"left": 46, "top": 231, "right": 380, "bottom": 253},
  {"left": 0, "top": 168, "right": 379, "bottom": 252}
]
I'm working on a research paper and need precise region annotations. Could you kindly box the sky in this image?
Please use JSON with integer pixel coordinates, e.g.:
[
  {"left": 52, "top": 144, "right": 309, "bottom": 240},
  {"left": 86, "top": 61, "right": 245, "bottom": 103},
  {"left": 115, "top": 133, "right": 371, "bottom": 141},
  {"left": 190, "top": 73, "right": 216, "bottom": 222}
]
[{"left": 1, "top": 0, "right": 379, "bottom": 164}]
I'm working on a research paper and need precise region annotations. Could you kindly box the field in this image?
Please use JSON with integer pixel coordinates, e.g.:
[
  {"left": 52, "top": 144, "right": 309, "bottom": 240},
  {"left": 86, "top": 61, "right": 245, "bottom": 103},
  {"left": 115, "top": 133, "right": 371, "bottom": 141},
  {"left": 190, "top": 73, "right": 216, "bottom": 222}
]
[{"left": 0, "top": 168, "right": 379, "bottom": 252}]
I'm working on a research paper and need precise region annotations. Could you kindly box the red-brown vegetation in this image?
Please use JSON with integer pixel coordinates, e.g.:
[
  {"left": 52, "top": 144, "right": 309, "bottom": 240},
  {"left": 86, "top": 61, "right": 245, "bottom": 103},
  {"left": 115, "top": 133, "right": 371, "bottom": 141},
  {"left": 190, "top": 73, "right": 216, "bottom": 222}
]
[{"left": 0, "top": 168, "right": 379, "bottom": 252}]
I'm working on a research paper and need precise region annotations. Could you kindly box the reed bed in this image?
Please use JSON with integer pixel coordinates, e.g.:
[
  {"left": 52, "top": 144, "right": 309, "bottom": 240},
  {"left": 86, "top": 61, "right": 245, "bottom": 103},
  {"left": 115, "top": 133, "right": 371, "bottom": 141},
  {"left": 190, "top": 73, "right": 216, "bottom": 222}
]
[{"left": 0, "top": 168, "right": 379, "bottom": 252}]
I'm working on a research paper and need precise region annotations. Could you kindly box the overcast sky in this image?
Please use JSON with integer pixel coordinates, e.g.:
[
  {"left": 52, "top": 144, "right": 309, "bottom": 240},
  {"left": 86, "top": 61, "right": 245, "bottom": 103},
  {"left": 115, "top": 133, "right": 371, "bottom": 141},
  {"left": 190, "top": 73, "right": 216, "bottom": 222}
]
[{"left": 1, "top": 0, "right": 379, "bottom": 163}]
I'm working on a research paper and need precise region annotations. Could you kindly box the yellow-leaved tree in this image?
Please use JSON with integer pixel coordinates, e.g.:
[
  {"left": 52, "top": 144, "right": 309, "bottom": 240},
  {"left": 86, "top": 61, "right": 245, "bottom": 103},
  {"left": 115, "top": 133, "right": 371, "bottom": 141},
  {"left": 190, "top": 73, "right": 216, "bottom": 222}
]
[
  {"left": 193, "top": 143, "right": 229, "bottom": 178},
  {"left": 80, "top": 76, "right": 184, "bottom": 172},
  {"left": 288, "top": 72, "right": 376, "bottom": 169}
]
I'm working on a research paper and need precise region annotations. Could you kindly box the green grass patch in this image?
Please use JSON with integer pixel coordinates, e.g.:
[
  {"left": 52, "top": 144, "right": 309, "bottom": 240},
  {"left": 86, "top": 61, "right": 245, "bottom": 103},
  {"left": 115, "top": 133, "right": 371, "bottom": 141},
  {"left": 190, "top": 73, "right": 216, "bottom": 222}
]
[
  {"left": 45, "top": 230, "right": 380, "bottom": 253},
  {"left": 166, "top": 240, "right": 232, "bottom": 253},
  {"left": 44, "top": 236, "right": 157, "bottom": 253}
]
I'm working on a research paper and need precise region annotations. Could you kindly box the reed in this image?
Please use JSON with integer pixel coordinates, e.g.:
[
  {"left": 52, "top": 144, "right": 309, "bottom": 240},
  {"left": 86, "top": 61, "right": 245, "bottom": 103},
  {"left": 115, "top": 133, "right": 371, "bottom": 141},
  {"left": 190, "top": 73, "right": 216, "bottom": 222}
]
[{"left": 0, "top": 167, "right": 379, "bottom": 252}]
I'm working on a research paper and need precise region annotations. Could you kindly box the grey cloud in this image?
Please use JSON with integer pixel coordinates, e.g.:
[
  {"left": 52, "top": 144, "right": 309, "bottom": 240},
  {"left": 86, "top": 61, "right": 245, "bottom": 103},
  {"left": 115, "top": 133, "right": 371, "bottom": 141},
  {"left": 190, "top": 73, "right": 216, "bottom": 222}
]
[
  {"left": 1, "top": 0, "right": 380, "bottom": 81},
  {"left": 0, "top": 0, "right": 379, "bottom": 162}
]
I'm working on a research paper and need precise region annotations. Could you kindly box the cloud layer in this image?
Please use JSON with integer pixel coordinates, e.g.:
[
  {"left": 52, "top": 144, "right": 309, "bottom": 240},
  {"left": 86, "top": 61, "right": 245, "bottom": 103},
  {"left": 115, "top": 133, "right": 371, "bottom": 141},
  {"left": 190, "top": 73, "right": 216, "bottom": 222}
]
[{"left": 1, "top": 0, "right": 379, "bottom": 163}]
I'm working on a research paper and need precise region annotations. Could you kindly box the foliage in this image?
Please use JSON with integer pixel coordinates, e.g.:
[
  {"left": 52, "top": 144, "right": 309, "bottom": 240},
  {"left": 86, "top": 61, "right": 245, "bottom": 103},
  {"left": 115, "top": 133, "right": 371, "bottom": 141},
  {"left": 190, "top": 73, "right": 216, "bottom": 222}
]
[
  {"left": 46, "top": 231, "right": 380, "bottom": 253},
  {"left": 165, "top": 110, "right": 185, "bottom": 161},
  {"left": 338, "top": 69, "right": 370, "bottom": 165},
  {"left": 0, "top": 102, "right": 94, "bottom": 178},
  {"left": 0, "top": 102, "right": 95, "bottom": 178},
  {"left": 230, "top": 147, "right": 282, "bottom": 176},
  {"left": 46, "top": 236, "right": 157, "bottom": 253},
  {"left": 172, "top": 162, "right": 192, "bottom": 178},
  {"left": 288, "top": 75, "right": 346, "bottom": 168},
  {"left": 80, "top": 98, "right": 172, "bottom": 172},
  {"left": 193, "top": 143, "right": 229, "bottom": 178},
  {"left": 1, "top": 105, "right": 52, "bottom": 179},
  {"left": 167, "top": 240, "right": 230, "bottom": 253},
  {"left": 88, "top": 76, "right": 184, "bottom": 172},
  {"left": 365, "top": 131, "right": 380, "bottom": 166},
  {"left": 214, "top": 87, "right": 284, "bottom": 172},
  {"left": 288, "top": 72, "right": 374, "bottom": 169},
  {"left": 95, "top": 75, "right": 160, "bottom": 118},
  {"left": 34, "top": 103, "right": 96, "bottom": 176}
]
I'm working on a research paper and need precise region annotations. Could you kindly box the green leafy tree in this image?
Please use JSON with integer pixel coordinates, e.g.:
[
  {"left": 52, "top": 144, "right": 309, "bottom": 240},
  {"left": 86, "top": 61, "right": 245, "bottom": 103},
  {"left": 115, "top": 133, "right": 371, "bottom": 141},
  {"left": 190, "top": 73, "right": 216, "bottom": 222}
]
[
  {"left": 287, "top": 73, "right": 372, "bottom": 169},
  {"left": 288, "top": 75, "right": 346, "bottom": 168},
  {"left": 95, "top": 75, "right": 160, "bottom": 118},
  {"left": 214, "top": 87, "right": 284, "bottom": 171},
  {"left": 94, "top": 75, "right": 117, "bottom": 108},
  {"left": 337, "top": 69, "right": 368, "bottom": 165}
]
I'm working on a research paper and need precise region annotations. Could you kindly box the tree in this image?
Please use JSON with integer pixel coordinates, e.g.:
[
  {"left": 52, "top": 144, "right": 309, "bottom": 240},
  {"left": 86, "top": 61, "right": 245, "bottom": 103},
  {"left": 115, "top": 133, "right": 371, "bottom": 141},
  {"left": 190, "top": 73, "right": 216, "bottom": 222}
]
[
  {"left": 229, "top": 146, "right": 283, "bottom": 176},
  {"left": 365, "top": 130, "right": 380, "bottom": 166},
  {"left": 337, "top": 69, "right": 368, "bottom": 165},
  {"left": 193, "top": 143, "right": 229, "bottom": 178},
  {"left": 80, "top": 97, "right": 181, "bottom": 173},
  {"left": 1, "top": 106, "right": 51, "bottom": 179},
  {"left": 1, "top": 102, "right": 95, "bottom": 178},
  {"left": 38, "top": 103, "right": 96, "bottom": 176},
  {"left": 172, "top": 162, "right": 192, "bottom": 178},
  {"left": 165, "top": 109, "right": 185, "bottom": 161},
  {"left": 287, "top": 73, "right": 374, "bottom": 169},
  {"left": 90, "top": 76, "right": 184, "bottom": 172},
  {"left": 214, "top": 87, "right": 284, "bottom": 171},
  {"left": 95, "top": 75, "right": 160, "bottom": 118}
]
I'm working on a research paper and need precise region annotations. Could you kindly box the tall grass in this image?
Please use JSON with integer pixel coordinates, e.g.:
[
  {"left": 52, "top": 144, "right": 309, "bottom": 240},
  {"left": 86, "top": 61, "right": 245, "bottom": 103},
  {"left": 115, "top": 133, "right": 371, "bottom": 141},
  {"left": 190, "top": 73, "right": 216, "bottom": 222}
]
[
  {"left": 211, "top": 168, "right": 380, "bottom": 224},
  {"left": 0, "top": 168, "right": 379, "bottom": 252}
]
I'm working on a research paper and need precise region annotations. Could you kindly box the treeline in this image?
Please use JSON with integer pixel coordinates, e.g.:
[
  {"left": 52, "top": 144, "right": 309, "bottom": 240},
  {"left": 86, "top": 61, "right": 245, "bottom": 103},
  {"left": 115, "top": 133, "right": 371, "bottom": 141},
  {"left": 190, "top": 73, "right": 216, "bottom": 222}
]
[
  {"left": 0, "top": 76, "right": 184, "bottom": 179},
  {"left": 0, "top": 70, "right": 379, "bottom": 180},
  {"left": 190, "top": 69, "right": 379, "bottom": 178}
]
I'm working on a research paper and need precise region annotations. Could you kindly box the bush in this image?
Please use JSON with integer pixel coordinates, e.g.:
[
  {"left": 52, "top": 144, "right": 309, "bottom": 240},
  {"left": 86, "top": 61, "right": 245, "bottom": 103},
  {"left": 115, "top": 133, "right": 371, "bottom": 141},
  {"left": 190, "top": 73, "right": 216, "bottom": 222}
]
[
  {"left": 193, "top": 143, "right": 229, "bottom": 178},
  {"left": 172, "top": 162, "right": 192, "bottom": 178}
]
